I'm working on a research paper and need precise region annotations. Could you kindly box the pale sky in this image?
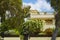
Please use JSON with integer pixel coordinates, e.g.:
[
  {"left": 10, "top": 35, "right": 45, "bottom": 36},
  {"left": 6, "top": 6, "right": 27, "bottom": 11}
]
[{"left": 23, "top": 0, "right": 54, "bottom": 12}]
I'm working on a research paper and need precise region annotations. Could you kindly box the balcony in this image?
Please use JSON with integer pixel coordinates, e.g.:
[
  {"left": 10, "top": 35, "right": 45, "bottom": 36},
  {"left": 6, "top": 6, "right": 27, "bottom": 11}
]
[{"left": 30, "top": 14, "right": 54, "bottom": 19}]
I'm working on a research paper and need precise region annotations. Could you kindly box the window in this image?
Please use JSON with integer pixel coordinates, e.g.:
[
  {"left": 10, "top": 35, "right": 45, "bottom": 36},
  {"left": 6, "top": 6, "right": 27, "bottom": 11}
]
[{"left": 45, "top": 19, "right": 53, "bottom": 25}]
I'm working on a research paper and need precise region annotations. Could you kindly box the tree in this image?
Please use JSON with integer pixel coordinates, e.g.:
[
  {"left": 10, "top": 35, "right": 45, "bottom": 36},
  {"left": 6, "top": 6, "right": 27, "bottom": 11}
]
[
  {"left": 0, "top": 0, "right": 30, "bottom": 40},
  {"left": 0, "top": 0, "right": 10, "bottom": 38},
  {"left": 47, "top": 0, "right": 60, "bottom": 40}
]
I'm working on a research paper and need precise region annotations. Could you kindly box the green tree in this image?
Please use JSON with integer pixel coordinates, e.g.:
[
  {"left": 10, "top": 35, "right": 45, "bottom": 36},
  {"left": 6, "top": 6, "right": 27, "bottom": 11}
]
[
  {"left": 0, "top": 0, "right": 10, "bottom": 38},
  {"left": 1, "top": 6, "right": 30, "bottom": 40},
  {"left": 0, "top": 0, "right": 30, "bottom": 40},
  {"left": 47, "top": 0, "right": 60, "bottom": 40}
]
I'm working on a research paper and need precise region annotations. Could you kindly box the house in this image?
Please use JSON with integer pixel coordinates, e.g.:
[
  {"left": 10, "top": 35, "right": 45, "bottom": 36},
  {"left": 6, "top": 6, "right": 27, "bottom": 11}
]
[
  {"left": 29, "top": 10, "right": 55, "bottom": 31},
  {"left": 0, "top": 10, "right": 55, "bottom": 31}
]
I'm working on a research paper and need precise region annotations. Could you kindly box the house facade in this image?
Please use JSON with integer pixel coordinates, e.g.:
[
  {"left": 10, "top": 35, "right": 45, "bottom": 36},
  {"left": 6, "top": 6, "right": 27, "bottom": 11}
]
[
  {"left": 0, "top": 10, "right": 55, "bottom": 31},
  {"left": 29, "top": 10, "right": 55, "bottom": 31}
]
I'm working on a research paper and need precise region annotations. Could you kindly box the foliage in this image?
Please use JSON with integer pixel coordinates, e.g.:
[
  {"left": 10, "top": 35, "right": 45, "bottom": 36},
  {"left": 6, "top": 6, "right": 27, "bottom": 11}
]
[
  {"left": 0, "top": 0, "right": 31, "bottom": 36},
  {"left": 22, "top": 19, "right": 43, "bottom": 35},
  {"left": 4, "top": 29, "right": 19, "bottom": 35},
  {"left": 46, "top": 0, "right": 60, "bottom": 12},
  {"left": 51, "top": 0, "right": 57, "bottom": 10},
  {"left": 0, "top": 0, "right": 31, "bottom": 40},
  {"left": 50, "top": 0, "right": 60, "bottom": 12}
]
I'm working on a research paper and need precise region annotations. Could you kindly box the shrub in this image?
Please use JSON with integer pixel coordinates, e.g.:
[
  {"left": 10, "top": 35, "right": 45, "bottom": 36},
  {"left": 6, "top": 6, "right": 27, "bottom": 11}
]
[
  {"left": 22, "top": 19, "right": 43, "bottom": 36},
  {"left": 44, "top": 28, "right": 54, "bottom": 36}
]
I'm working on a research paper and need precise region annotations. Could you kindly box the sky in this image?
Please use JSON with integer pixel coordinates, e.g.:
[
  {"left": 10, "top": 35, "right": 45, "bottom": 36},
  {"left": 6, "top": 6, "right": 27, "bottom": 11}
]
[{"left": 22, "top": 0, "right": 54, "bottom": 12}]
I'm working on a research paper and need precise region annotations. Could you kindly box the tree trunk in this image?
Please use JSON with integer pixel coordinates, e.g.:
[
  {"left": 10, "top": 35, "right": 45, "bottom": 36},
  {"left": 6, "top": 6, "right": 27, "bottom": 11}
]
[
  {"left": 20, "top": 35, "right": 24, "bottom": 40},
  {"left": 1, "top": 14, "right": 5, "bottom": 23},
  {"left": 20, "top": 34, "right": 29, "bottom": 40},
  {"left": 1, "top": 32, "right": 4, "bottom": 40},
  {"left": 1, "top": 14, "right": 5, "bottom": 40},
  {"left": 24, "top": 34, "right": 28, "bottom": 40},
  {"left": 51, "top": 13, "right": 60, "bottom": 40},
  {"left": 51, "top": 27, "right": 59, "bottom": 40}
]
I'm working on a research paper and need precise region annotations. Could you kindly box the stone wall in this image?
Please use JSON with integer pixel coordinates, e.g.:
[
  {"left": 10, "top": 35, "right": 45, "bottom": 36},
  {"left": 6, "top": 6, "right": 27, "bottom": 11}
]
[{"left": 3, "top": 37, "right": 60, "bottom": 40}]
